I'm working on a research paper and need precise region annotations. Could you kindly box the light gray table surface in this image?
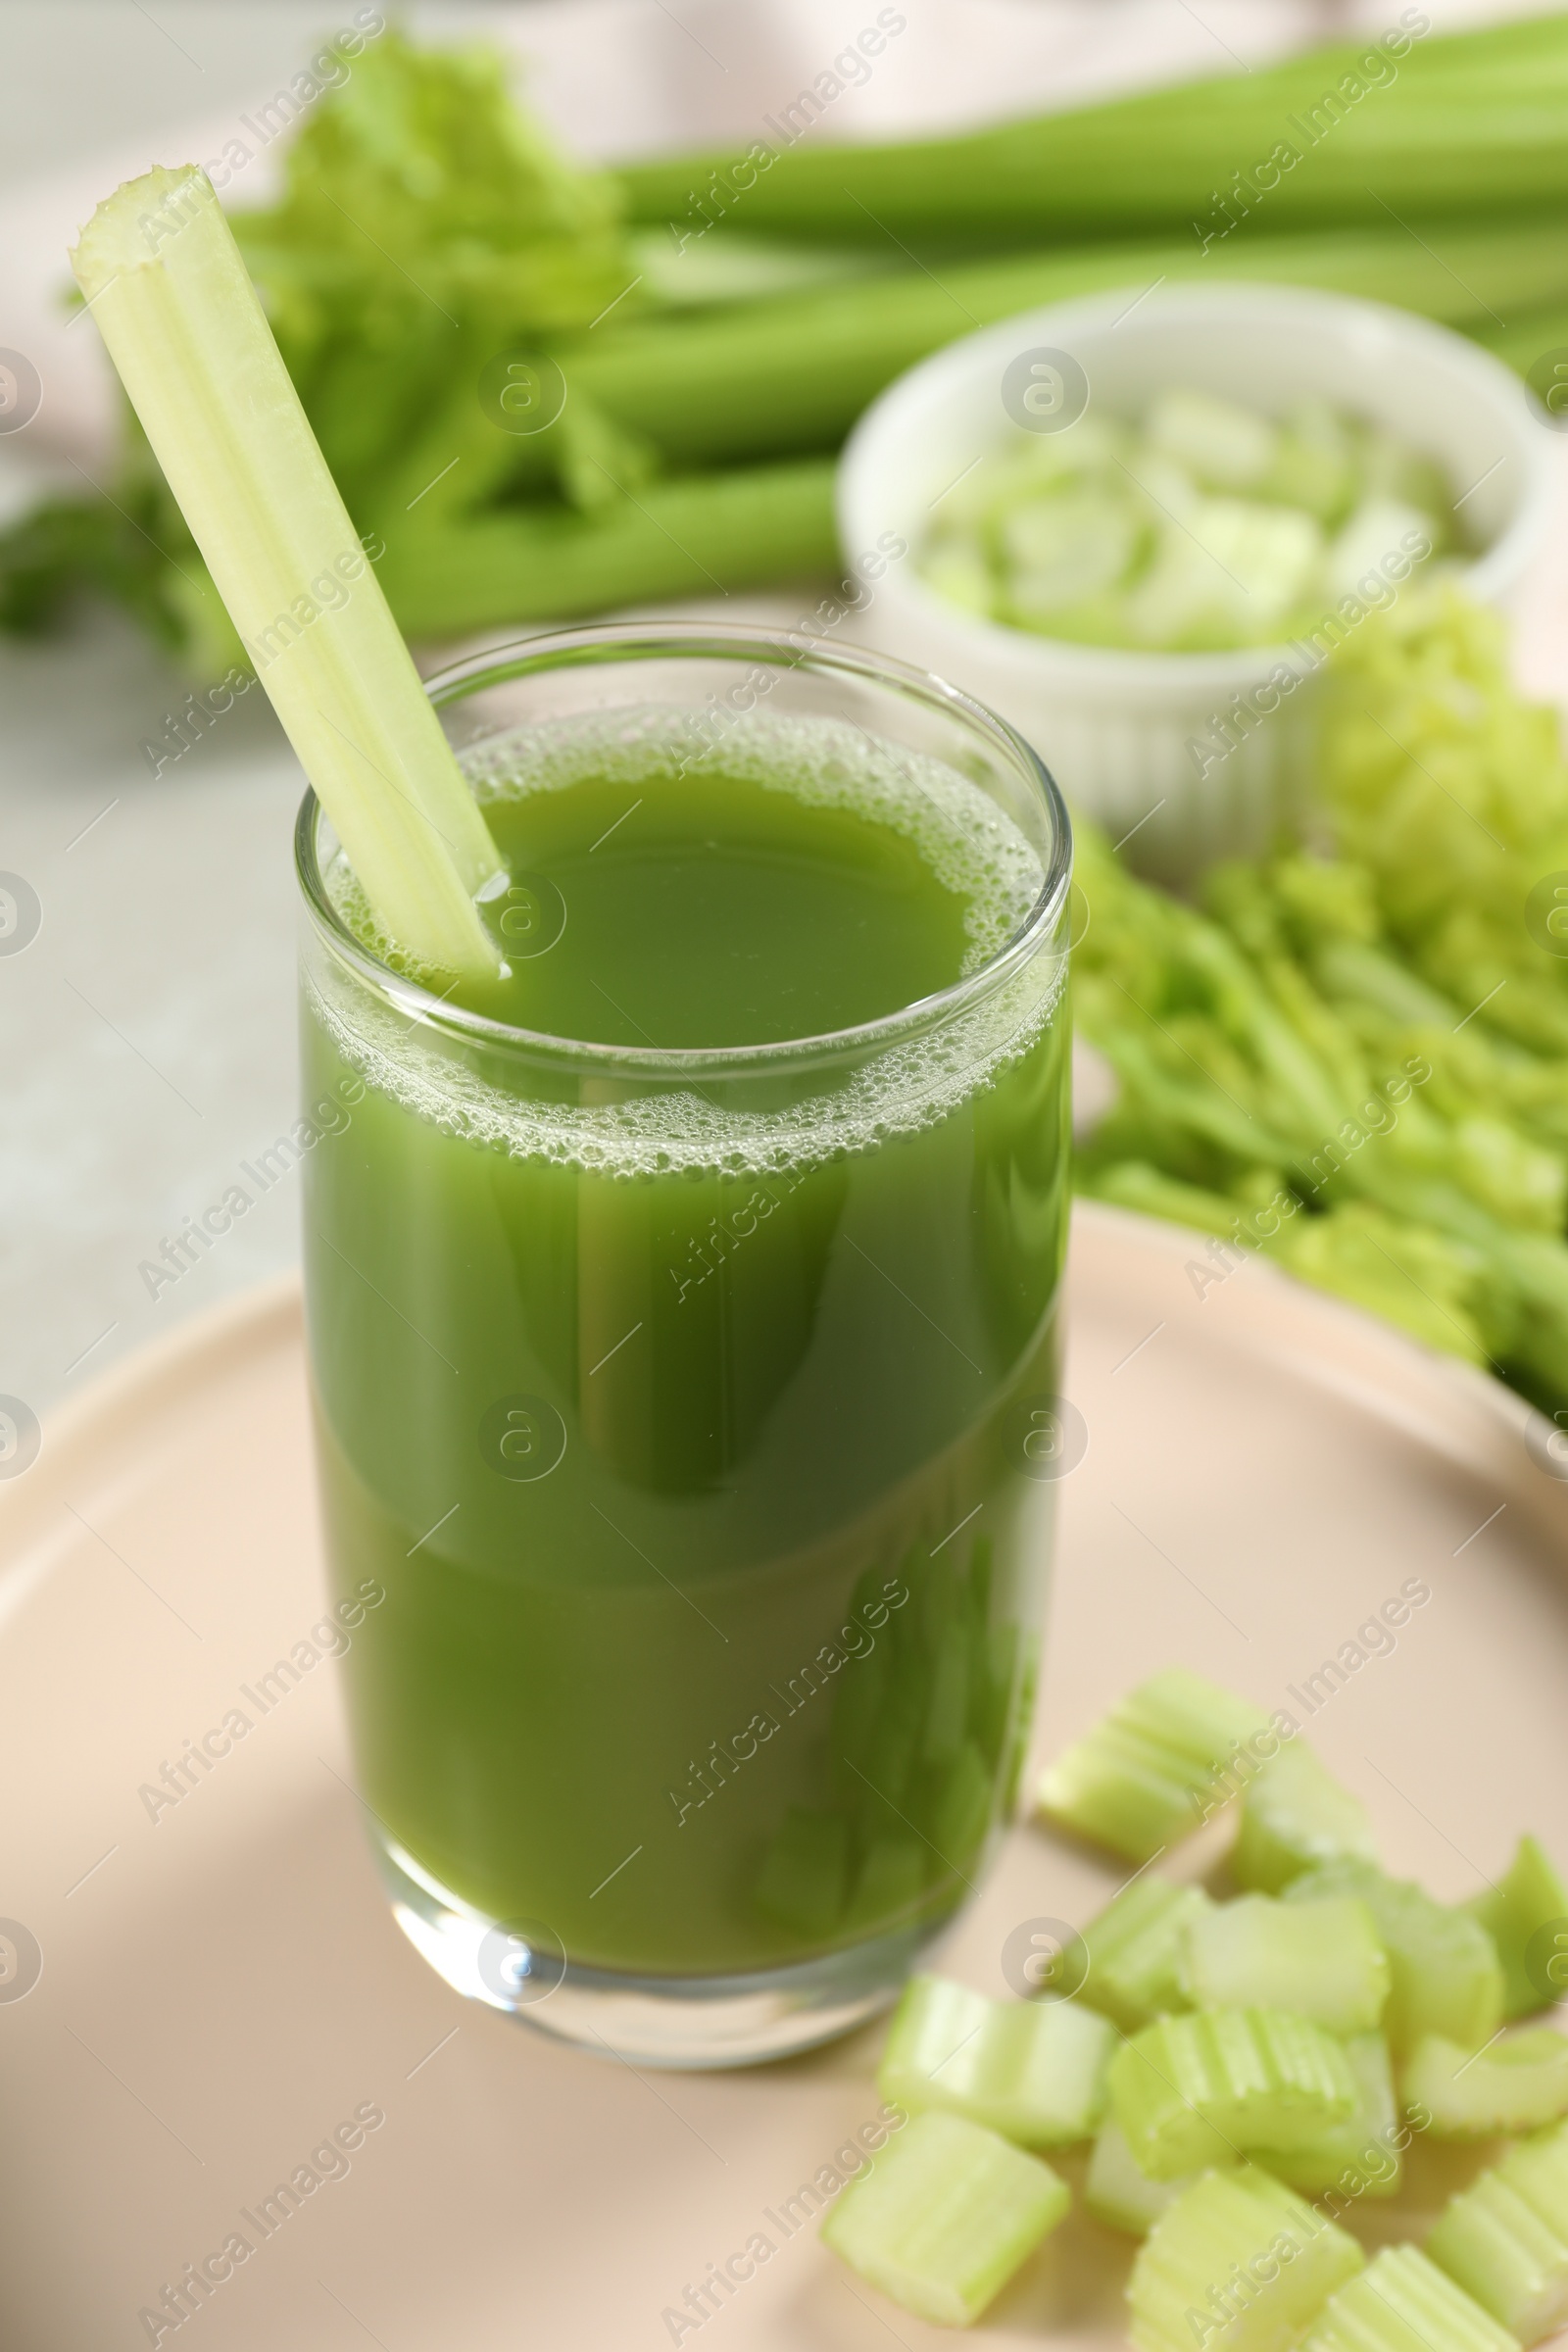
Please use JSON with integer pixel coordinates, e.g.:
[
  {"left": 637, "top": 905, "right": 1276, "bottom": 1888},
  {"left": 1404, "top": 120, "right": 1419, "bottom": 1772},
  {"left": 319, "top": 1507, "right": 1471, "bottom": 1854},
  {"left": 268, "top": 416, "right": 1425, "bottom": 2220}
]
[{"left": 0, "top": 0, "right": 1551, "bottom": 1441}]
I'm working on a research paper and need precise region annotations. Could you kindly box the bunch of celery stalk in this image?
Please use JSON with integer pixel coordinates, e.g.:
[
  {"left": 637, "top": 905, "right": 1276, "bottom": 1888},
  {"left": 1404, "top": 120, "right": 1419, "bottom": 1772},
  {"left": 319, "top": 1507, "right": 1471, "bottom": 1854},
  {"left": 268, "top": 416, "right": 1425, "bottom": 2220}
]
[
  {"left": 1075, "top": 585, "right": 1568, "bottom": 1421},
  {"left": 821, "top": 1665, "right": 1568, "bottom": 2334},
  {"left": 11, "top": 16, "right": 1568, "bottom": 662}
]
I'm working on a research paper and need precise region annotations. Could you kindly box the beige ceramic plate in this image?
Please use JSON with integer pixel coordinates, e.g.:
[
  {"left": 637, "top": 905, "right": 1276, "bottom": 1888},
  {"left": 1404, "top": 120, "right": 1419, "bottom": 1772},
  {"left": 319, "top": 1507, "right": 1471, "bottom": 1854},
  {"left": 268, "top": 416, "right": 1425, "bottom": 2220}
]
[{"left": 3, "top": 1201, "right": 1567, "bottom": 2351}]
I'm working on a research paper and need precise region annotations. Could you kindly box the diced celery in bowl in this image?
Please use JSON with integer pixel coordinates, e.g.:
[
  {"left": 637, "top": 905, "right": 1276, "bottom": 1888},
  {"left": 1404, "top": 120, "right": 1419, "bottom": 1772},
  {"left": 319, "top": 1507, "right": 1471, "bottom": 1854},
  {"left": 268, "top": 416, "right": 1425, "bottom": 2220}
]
[{"left": 917, "top": 387, "right": 1462, "bottom": 654}]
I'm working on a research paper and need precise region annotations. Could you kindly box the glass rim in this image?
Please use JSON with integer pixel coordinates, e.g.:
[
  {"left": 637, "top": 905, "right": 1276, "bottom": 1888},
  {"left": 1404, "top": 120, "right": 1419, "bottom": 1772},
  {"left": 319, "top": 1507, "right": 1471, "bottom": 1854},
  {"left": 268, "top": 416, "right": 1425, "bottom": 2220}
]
[{"left": 294, "top": 619, "right": 1073, "bottom": 1080}]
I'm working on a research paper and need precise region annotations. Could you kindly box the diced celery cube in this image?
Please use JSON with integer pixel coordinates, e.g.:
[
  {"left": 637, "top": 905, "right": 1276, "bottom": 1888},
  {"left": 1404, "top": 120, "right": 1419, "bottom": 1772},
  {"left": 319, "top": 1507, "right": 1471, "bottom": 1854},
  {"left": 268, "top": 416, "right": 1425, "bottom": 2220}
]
[
  {"left": 1111, "top": 2008, "right": 1360, "bottom": 2179},
  {"left": 1232, "top": 1740, "right": 1378, "bottom": 1892},
  {"left": 1037, "top": 1669, "right": 1272, "bottom": 1863},
  {"left": 1086, "top": 2115, "right": 1191, "bottom": 2235},
  {"left": 1320, "top": 496, "right": 1436, "bottom": 604},
  {"left": 1130, "top": 2164, "right": 1364, "bottom": 2352},
  {"left": 1123, "top": 500, "right": 1322, "bottom": 650},
  {"left": 1286, "top": 1862, "right": 1503, "bottom": 2057},
  {"left": 820, "top": 2108, "right": 1069, "bottom": 2327},
  {"left": 877, "top": 1973, "right": 1117, "bottom": 2147},
  {"left": 1405, "top": 2028, "right": 1568, "bottom": 2138},
  {"left": 1260, "top": 2034, "right": 1403, "bottom": 2200},
  {"left": 1300, "top": 2246, "right": 1520, "bottom": 2352},
  {"left": 1430, "top": 2135, "right": 1568, "bottom": 2345},
  {"left": 1181, "top": 1896, "right": 1391, "bottom": 2034},
  {"left": 1468, "top": 1838, "right": 1568, "bottom": 2020},
  {"left": 1146, "top": 388, "right": 1279, "bottom": 493},
  {"left": 1080, "top": 1875, "right": 1209, "bottom": 2034},
  {"left": 1000, "top": 485, "right": 1142, "bottom": 617}
]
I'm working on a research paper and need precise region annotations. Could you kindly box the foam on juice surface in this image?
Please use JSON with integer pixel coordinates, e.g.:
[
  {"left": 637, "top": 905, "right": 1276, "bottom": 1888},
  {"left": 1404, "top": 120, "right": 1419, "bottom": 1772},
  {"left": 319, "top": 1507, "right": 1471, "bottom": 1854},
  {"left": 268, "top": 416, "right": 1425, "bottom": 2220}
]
[{"left": 310, "top": 708, "right": 1065, "bottom": 1179}]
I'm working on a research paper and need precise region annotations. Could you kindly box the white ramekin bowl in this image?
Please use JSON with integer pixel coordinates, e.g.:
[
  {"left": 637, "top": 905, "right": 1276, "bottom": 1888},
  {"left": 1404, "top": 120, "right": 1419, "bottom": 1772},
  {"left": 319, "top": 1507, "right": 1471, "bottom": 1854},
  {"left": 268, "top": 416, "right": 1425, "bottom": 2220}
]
[{"left": 837, "top": 282, "right": 1551, "bottom": 881}]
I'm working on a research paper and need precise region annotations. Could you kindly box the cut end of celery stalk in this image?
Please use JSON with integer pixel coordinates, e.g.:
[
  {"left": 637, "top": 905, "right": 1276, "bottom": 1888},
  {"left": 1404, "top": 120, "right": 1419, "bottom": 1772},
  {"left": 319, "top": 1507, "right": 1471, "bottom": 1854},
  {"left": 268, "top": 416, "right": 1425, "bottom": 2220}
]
[
  {"left": 1111, "top": 2007, "right": 1360, "bottom": 2180},
  {"left": 1233, "top": 1740, "right": 1379, "bottom": 1894},
  {"left": 1130, "top": 2164, "right": 1364, "bottom": 2352},
  {"left": 877, "top": 1973, "right": 1117, "bottom": 2148},
  {"left": 72, "top": 167, "right": 501, "bottom": 981},
  {"left": 1080, "top": 1874, "right": 1209, "bottom": 2034},
  {"left": 1300, "top": 2246, "right": 1521, "bottom": 2352},
  {"left": 1259, "top": 2033, "right": 1404, "bottom": 2202},
  {"left": 1404, "top": 2028, "right": 1568, "bottom": 2138},
  {"left": 1286, "top": 1861, "right": 1504, "bottom": 2060},
  {"left": 1468, "top": 1838, "right": 1568, "bottom": 2022},
  {"left": 1429, "top": 2125, "right": 1568, "bottom": 2346},
  {"left": 1037, "top": 1669, "right": 1272, "bottom": 1862},
  {"left": 821, "top": 2108, "right": 1068, "bottom": 2328}
]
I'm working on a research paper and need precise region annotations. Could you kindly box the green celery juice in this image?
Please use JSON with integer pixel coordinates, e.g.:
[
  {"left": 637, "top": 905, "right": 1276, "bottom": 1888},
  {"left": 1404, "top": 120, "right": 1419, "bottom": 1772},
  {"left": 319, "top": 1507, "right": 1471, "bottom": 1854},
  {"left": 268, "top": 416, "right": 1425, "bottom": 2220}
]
[{"left": 302, "top": 706, "right": 1070, "bottom": 1978}]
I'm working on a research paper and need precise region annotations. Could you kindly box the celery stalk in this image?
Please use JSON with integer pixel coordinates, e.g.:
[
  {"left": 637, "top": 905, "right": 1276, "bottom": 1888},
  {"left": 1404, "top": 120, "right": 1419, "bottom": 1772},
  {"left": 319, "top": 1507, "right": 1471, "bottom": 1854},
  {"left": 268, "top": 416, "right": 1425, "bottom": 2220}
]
[
  {"left": 877, "top": 1974, "right": 1117, "bottom": 2148},
  {"left": 1037, "top": 1670, "right": 1271, "bottom": 1862},
  {"left": 71, "top": 167, "right": 500, "bottom": 978},
  {"left": 1181, "top": 1897, "right": 1391, "bottom": 2036},
  {"left": 1129, "top": 2165, "right": 1364, "bottom": 2352},
  {"left": 1080, "top": 1876, "right": 1209, "bottom": 2034},
  {"left": 1233, "top": 1743, "right": 1378, "bottom": 1894},
  {"left": 1429, "top": 2124, "right": 1568, "bottom": 2345},
  {"left": 1468, "top": 1839, "right": 1568, "bottom": 2021},
  {"left": 1285, "top": 1863, "right": 1503, "bottom": 2059},
  {"left": 1404, "top": 2029, "right": 1568, "bottom": 2138},
  {"left": 1260, "top": 2034, "right": 1403, "bottom": 2201},
  {"left": 1110, "top": 2008, "right": 1360, "bottom": 2179},
  {"left": 1087, "top": 2116, "right": 1191, "bottom": 2235},
  {"left": 820, "top": 2109, "right": 1069, "bottom": 2327},
  {"left": 1299, "top": 2246, "right": 1521, "bottom": 2352}
]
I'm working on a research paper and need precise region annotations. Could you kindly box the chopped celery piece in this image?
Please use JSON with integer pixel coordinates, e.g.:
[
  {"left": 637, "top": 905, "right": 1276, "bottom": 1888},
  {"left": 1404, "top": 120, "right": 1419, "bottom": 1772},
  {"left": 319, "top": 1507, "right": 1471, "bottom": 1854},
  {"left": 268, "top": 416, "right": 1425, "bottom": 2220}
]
[
  {"left": 1086, "top": 2115, "right": 1191, "bottom": 2235},
  {"left": 1037, "top": 1670, "right": 1271, "bottom": 1862},
  {"left": 820, "top": 2108, "right": 1068, "bottom": 2328},
  {"left": 1129, "top": 2164, "right": 1364, "bottom": 2352},
  {"left": 1233, "top": 1742, "right": 1378, "bottom": 1894},
  {"left": 1110, "top": 2008, "right": 1360, "bottom": 2179},
  {"left": 877, "top": 1974, "right": 1116, "bottom": 2147},
  {"left": 1261, "top": 2034, "right": 1404, "bottom": 2201},
  {"left": 1146, "top": 388, "right": 1278, "bottom": 493},
  {"left": 1299, "top": 2246, "right": 1520, "bottom": 2352},
  {"left": 1405, "top": 2029, "right": 1568, "bottom": 2138},
  {"left": 1080, "top": 1876, "right": 1210, "bottom": 2033},
  {"left": 1429, "top": 2126, "right": 1568, "bottom": 2344},
  {"left": 71, "top": 168, "right": 501, "bottom": 979},
  {"left": 1181, "top": 1896, "right": 1391, "bottom": 2035},
  {"left": 1468, "top": 1838, "right": 1568, "bottom": 2020},
  {"left": 1286, "top": 1862, "right": 1503, "bottom": 2058}
]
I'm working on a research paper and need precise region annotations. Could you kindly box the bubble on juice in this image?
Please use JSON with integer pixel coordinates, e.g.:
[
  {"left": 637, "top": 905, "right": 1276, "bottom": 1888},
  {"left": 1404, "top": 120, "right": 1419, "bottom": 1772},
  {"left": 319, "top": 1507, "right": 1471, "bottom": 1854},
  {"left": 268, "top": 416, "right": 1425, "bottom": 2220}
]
[
  {"left": 313, "top": 707, "right": 1067, "bottom": 1179},
  {"left": 459, "top": 705, "right": 1045, "bottom": 976}
]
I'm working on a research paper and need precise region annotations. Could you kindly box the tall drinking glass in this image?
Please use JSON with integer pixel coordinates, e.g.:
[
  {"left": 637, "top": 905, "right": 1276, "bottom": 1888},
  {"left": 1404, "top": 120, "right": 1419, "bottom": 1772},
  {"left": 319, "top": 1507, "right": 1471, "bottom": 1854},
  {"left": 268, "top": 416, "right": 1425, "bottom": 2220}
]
[{"left": 297, "top": 623, "right": 1073, "bottom": 2067}]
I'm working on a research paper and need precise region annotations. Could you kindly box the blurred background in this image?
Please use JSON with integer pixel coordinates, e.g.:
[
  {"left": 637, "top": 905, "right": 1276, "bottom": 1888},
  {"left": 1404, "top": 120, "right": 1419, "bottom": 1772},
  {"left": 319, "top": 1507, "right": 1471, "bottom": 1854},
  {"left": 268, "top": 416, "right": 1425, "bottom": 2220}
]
[{"left": 4, "top": 0, "right": 1567, "bottom": 1427}]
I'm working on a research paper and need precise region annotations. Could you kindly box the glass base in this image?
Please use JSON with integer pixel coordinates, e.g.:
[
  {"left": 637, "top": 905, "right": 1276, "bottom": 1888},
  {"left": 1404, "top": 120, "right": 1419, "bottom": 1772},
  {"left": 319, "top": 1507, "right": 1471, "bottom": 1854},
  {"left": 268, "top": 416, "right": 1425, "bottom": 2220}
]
[{"left": 374, "top": 1829, "right": 951, "bottom": 2070}]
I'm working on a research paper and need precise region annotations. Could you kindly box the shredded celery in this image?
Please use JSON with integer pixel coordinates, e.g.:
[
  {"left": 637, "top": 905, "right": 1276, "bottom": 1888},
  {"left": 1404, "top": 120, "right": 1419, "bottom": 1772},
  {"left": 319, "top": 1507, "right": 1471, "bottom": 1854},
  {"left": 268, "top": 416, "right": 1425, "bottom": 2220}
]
[
  {"left": 877, "top": 1974, "right": 1116, "bottom": 2148},
  {"left": 820, "top": 2108, "right": 1069, "bottom": 2327},
  {"left": 71, "top": 166, "right": 501, "bottom": 978}
]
